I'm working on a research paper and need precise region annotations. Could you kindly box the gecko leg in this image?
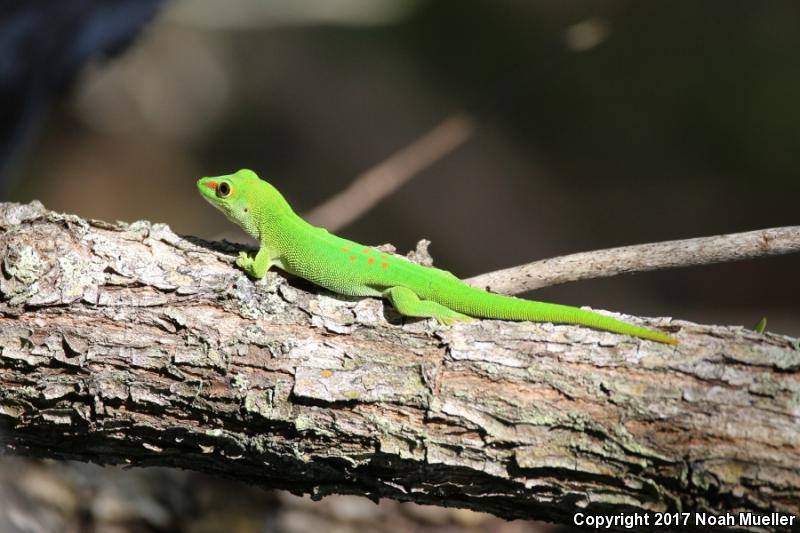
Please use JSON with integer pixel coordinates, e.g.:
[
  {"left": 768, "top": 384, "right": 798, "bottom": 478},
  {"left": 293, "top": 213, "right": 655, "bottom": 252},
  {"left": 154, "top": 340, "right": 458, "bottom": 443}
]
[
  {"left": 383, "top": 286, "right": 472, "bottom": 325},
  {"left": 236, "top": 246, "right": 274, "bottom": 279}
]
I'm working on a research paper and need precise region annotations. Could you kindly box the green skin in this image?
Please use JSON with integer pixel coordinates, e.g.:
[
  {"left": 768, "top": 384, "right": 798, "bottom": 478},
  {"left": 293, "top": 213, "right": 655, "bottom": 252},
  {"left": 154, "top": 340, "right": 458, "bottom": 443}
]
[{"left": 197, "top": 169, "right": 678, "bottom": 345}]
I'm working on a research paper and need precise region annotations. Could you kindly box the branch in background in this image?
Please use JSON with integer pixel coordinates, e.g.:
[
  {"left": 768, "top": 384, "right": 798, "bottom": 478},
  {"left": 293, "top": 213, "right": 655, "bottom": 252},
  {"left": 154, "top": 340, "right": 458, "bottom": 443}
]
[
  {"left": 1, "top": 202, "right": 800, "bottom": 529},
  {"left": 304, "top": 114, "right": 474, "bottom": 231},
  {"left": 466, "top": 226, "right": 800, "bottom": 295}
]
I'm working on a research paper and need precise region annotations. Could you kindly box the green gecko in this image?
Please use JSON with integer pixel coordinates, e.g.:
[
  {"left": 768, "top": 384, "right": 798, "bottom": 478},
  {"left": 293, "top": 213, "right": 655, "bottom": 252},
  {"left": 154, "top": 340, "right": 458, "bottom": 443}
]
[{"left": 197, "top": 169, "right": 677, "bottom": 345}]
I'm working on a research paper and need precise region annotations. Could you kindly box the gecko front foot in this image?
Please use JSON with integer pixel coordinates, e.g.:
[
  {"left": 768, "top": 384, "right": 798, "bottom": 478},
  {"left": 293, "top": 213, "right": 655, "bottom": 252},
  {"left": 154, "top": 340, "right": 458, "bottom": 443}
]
[
  {"left": 236, "top": 251, "right": 258, "bottom": 277},
  {"left": 235, "top": 249, "right": 271, "bottom": 279}
]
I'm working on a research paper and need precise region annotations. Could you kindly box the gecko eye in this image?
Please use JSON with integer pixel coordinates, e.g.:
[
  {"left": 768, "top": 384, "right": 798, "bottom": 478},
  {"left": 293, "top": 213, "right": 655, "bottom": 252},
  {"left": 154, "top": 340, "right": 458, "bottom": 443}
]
[{"left": 217, "top": 182, "right": 231, "bottom": 197}]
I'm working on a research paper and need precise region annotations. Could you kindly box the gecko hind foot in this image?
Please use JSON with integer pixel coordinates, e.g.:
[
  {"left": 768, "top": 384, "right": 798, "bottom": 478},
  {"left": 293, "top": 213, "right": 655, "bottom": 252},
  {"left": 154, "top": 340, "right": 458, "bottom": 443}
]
[{"left": 383, "top": 286, "right": 472, "bottom": 326}]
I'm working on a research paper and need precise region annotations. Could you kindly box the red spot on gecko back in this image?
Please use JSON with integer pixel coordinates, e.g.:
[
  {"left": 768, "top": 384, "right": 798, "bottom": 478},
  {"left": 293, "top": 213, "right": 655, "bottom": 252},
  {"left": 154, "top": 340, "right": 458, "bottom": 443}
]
[
  {"left": 361, "top": 247, "right": 370, "bottom": 253},
  {"left": 349, "top": 255, "right": 357, "bottom": 262},
  {"left": 367, "top": 257, "right": 375, "bottom": 265},
  {"left": 381, "top": 262, "right": 388, "bottom": 269},
  {"left": 380, "top": 254, "right": 387, "bottom": 260},
  {"left": 341, "top": 246, "right": 349, "bottom": 252}
]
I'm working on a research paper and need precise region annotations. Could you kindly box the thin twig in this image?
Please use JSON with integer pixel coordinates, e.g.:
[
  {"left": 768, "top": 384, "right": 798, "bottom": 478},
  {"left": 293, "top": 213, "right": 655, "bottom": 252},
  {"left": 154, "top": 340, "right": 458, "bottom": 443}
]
[
  {"left": 465, "top": 226, "right": 800, "bottom": 295},
  {"left": 304, "top": 113, "right": 474, "bottom": 231}
]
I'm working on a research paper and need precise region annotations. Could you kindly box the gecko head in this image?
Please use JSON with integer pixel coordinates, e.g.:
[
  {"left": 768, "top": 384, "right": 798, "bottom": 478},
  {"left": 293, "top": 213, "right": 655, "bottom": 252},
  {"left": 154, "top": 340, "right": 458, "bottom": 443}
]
[{"left": 197, "top": 169, "right": 289, "bottom": 239}]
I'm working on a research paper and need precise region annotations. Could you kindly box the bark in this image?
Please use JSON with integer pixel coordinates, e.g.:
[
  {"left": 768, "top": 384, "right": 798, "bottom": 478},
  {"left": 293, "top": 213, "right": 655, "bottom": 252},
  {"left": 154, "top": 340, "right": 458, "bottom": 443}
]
[{"left": 0, "top": 201, "right": 798, "bottom": 530}]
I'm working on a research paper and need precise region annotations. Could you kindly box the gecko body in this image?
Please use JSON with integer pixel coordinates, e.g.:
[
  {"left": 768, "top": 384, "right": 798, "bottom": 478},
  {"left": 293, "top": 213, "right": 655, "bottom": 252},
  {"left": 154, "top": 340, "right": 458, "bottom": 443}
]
[{"left": 197, "top": 169, "right": 677, "bottom": 344}]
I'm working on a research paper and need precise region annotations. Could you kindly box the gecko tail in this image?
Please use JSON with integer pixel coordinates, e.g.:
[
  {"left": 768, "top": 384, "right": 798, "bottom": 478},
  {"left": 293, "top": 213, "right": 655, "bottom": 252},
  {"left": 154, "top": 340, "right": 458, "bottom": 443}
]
[
  {"left": 444, "top": 286, "right": 678, "bottom": 345},
  {"left": 514, "top": 301, "right": 679, "bottom": 345}
]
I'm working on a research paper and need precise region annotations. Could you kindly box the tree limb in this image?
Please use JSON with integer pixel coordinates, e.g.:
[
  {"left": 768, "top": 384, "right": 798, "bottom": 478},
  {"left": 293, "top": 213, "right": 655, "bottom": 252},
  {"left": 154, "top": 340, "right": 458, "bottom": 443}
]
[
  {"left": 466, "top": 226, "right": 800, "bottom": 294},
  {"left": 303, "top": 114, "right": 474, "bottom": 231},
  {"left": 1, "top": 202, "right": 799, "bottom": 529}
]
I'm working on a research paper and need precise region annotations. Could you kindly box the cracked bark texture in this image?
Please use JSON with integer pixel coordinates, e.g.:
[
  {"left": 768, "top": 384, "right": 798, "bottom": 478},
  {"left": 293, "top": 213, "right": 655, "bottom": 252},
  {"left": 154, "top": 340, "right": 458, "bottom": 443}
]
[{"left": 0, "top": 201, "right": 798, "bottom": 530}]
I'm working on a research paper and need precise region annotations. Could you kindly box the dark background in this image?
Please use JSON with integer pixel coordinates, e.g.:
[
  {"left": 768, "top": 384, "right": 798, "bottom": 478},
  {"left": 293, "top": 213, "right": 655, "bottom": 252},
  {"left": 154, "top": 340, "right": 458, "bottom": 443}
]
[{"left": 1, "top": 1, "right": 798, "bottom": 531}]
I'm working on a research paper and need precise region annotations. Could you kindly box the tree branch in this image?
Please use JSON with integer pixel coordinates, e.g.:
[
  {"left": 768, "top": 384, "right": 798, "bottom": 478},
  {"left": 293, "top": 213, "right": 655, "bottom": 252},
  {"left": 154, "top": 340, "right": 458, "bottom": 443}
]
[
  {"left": 1, "top": 202, "right": 799, "bottom": 529},
  {"left": 466, "top": 226, "right": 800, "bottom": 294},
  {"left": 303, "top": 114, "right": 474, "bottom": 231}
]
